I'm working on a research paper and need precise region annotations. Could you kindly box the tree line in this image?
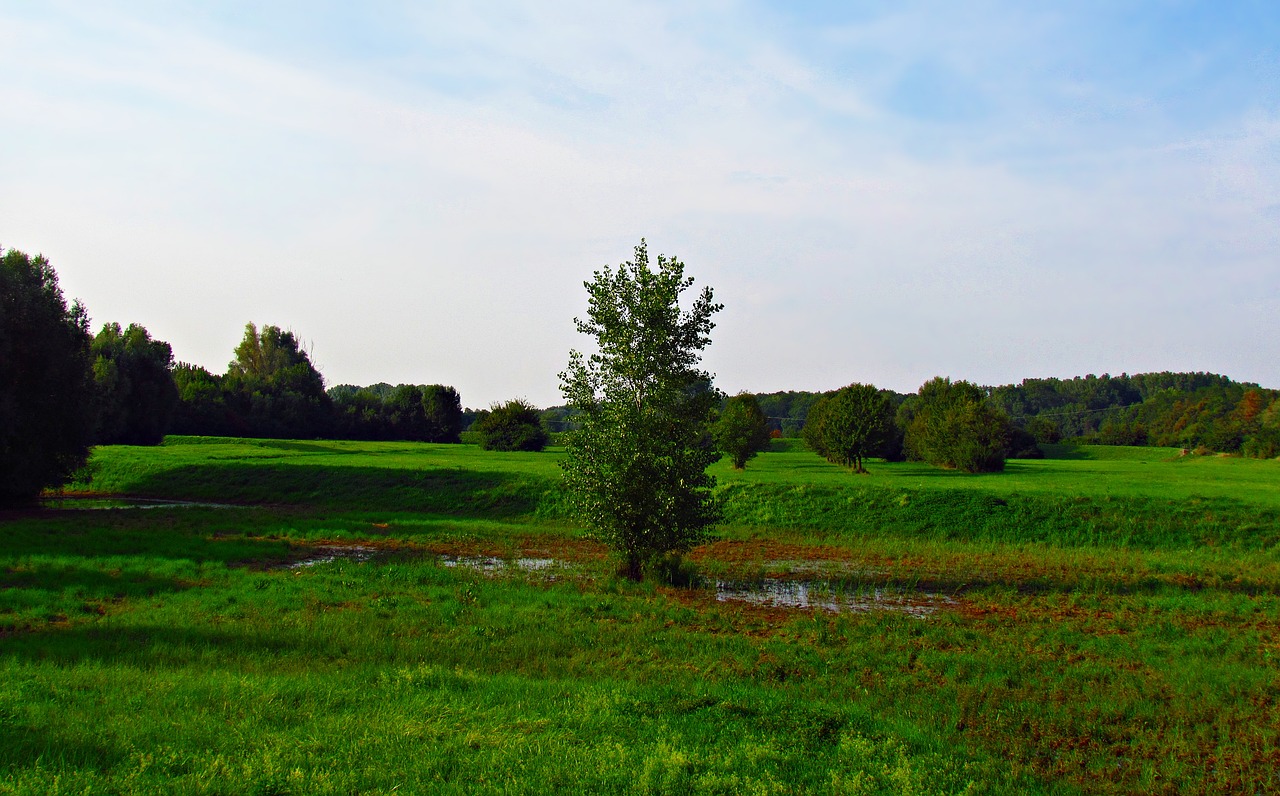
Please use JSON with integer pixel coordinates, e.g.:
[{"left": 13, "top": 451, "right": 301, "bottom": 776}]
[
  {"left": 0, "top": 248, "right": 481, "bottom": 505},
  {"left": 4, "top": 244, "right": 1276, "bottom": 508},
  {"left": 746, "top": 372, "right": 1280, "bottom": 459}
]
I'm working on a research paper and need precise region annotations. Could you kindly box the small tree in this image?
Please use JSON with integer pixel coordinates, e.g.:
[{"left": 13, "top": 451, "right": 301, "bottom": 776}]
[
  {"left": 475, "top": 399, "right": 549, "bottom": 452},
  {"left": 560, "top": 239, "right": 723, "bottom": 580},
  {"left": 712, "top": 392, "right": 770, "bottom": 468},
  {"left": 806, "top": 383, "right": 893, "bottom": 473},
  {"left": 0, "top": 248, "right": 96, "bottom": 505}
]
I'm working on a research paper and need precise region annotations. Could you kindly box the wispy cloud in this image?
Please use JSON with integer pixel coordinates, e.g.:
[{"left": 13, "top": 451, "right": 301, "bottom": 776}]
[{"left": 2, "top": 1, "right": 1277, "bottom": 403}]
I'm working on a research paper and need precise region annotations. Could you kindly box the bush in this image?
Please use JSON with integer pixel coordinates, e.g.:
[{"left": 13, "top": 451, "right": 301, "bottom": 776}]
[
  {"left": 475, "top": 399, "right": 549, "bottom": 452},
  {"left": 904, "top": 377, "right": 1010, "bottom": 473},
  {"left": 1242, "top": 428, "right": 1280, "bottom": 459},
  {"left": 1007, "top": 424, "right": 1045, "bottom": 459}
]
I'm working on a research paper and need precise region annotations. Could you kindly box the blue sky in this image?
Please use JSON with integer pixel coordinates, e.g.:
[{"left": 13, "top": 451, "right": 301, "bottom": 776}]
[{"left": 3, "top": 1, "right": 1277, "bottom": 406}]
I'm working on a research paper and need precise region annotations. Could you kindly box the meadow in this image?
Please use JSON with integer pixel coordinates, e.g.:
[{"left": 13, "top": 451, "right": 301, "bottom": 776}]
[{"left": 1, "top": 437, "right": 1278, "bottom": 794}]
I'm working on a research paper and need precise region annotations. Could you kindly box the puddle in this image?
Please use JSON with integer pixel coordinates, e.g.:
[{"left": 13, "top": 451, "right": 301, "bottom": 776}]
[
  {"left": 715, "top": 578, "right": 956, "bottom": 618},
  {"left": 289, "top": 545, "right": 378, "bottom": 569},
  {"left": 438, "top": 555, "right": 559, "bottom": 574},
  {"left": 763, "top": 560, "right": 886, "bottom": 578},
  {"left": 42, "top": 497, "right": 243, "bottom": 510}
]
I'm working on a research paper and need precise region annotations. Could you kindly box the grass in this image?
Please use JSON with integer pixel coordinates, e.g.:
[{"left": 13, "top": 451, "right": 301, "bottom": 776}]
[{"left": 2, "top": 437, "right": 1278, "bottom": 794}]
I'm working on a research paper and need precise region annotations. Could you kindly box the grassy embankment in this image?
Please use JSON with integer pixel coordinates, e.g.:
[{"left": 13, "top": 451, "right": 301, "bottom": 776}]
[{"left": 1, "top": 436, "right": 1278, "bottom": 794}]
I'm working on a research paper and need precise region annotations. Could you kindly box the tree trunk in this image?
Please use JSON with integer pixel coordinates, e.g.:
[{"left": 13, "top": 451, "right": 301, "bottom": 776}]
[{"left": 624, "top": 552, "right": 643, "bottom": 581}]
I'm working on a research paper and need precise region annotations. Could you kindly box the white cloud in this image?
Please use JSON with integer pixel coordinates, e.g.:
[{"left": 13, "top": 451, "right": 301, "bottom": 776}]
[{"left": 2, "top": 1, "right": 1277, "bottom": 406}]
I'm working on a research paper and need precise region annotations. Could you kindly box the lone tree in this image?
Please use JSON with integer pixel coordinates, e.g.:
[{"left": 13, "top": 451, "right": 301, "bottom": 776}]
[
  {"left": 0, "top": 248, "right": 96, "bottom": 505},
  {"left": 712, "top": 392, "right": 770, "bottom": 469},
  {"left": 804, "top": 383, "right": 893, "bottom": 473},
  {"left": 475, "top": 399, "right": 549, "bottom": 452},
  {"left": 560, "top": 239, "right": 723, "bottom": 580}
]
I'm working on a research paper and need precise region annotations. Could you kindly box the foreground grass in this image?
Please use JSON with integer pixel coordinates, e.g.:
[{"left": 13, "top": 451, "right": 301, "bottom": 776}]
[{"left": 1, "top": 437, "right": 1278, "bottom": 794}]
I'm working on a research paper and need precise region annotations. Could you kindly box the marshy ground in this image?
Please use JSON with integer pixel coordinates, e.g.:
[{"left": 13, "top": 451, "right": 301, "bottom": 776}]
[{"left": 2, "top": 437, "right": 1278, "bottom": 794}]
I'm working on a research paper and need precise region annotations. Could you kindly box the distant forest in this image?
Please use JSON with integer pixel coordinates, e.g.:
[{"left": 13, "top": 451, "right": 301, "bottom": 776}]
[
  {"left": 122, "top": 319, "right": 1280, "bottom": 460},
  {"left": 72, "top": 319, "right": 1280, "bottom": 459},
  {"left": 747, "top": 372, "right": 1279, "bottom": 458},
  {"left": 14, "top": 244, "right": 1273, "bottom": 510},
  {"left": 164, "top": 330, "right": 1276, "bottom": 458}
]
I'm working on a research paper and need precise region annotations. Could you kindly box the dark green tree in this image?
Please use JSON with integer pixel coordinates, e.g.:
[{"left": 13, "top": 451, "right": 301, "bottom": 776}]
[
  {"left": 421, "top": 384, "right": 463, "bottom": 443},
  {"left": 224, "top": 323, "right": 331, "bottom": 438},
  {"left": 904, "top": 377, "right": 1010, "bottom": 473},
  {"left": 802, "top": 392, "right": 833, "bottom": 459},
  {"left": 330, "top": 385, "right": 390, "bottom": 439},
  {"left": 1024, "top": 415, "right": 1061, "bottom": 445},
  {"left": 560, "top": 239, "right": 723, "bottom": 580},
  {"left": 805, "top": 383, "right": 893, "bottom": 473},
  {"left": 475, "top": 399, "right": 549, "bottom": 451},
  {"left": 712, "top": 392, "right": 770, "bottom": 469},
  {"left": 0, "top": 248, "right": 96, "bottom": 504},
  {"left": 385, "top": 384, "right": 427, "bottom": 440},
  {"left": 171, "top": 363, "right": 238, "bottom": 436},
  {"left": 90, "top": 322, "right": 179, "bottom": 445}
]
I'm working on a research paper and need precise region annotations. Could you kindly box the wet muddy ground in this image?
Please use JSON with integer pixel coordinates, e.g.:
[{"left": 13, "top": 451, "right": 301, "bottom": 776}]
[
  {"left": 41, "top": 496, "right": 245, "bottom": 510},
  {"left": 281, "top": 536, "right": 963, "bottom": 618}
]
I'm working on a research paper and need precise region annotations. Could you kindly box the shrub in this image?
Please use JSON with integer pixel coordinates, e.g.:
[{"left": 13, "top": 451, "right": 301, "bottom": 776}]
[
  {"left": 475, "top": 399, "right": 549, "bottom": 452},
  {"left": 904, "top": 377, "right": 1010, "bottom": 473}
]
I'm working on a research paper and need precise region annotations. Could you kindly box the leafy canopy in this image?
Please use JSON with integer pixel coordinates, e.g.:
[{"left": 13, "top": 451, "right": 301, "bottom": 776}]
[
  {"left": 224, "top": 323, "right": 332, "bottom": 439},
  {"left": 904, "top": 377, "right": 1010, "bottom": 473},
  {"left": 712, "top": 392, "right": 770, "bottom": 469},
  {"left": 91, "top": 322, "right": 178, "bottom": 445},
  {"left": 804, "top": 383, "right": 893, "bottom": 473},
  {"left": 560, "top": 240, "right": 723, "bottom": 579},
  {"left": 0, "top": 248, "right": 96, "bottom": 504},
  {"left": 475, "top": 399, "right": 549, "bottom": 452}
]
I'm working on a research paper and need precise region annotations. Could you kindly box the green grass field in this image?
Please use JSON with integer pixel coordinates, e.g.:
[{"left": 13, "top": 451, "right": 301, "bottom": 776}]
[{"left": 2, "top": 438, "right": 1278, "bottom": 794}]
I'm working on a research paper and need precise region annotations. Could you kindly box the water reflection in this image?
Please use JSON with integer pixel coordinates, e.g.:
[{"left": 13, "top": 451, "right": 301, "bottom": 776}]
[
  {"left": 42, "top": 497, "right": 243, "bottom": 510},
  {"left": 289, "top": 545, "right": 377, "bottom": 568},
  {"left": 438, "top": 555, "right": 557, "bottom": 573},
  {"left": 715, "top": 578, "right": 955, "bottom": 618}
]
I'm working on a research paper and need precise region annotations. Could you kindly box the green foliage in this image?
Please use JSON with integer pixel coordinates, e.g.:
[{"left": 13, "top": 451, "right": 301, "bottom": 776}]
[
  {"left": 329, "top": 383, "right": 463, "bottom": 442},
  {"left": 170, "top": 363, "right": 238, "bottom": 436},
  {"left": 989, "top": 371, "right": 1279, "bottom": 454},
  {"left": 420, "top": 384, "right": 464, "bottom": 443},
  {"left": 560, "top": 240, "right": 723, "bottom": 579},
  {"left": 475, "top": 399, "right": 550, "bottom": 451},
  {"left": 90, "top": 322, "right": 178, "bottom": 445},
  {"left": 712, "top": 392, "right": 770, "bottom": 468},
  {"left": 224, "top": 323, "right": 332, "bottom": 439},
  {"left": 1023, "top": 415, "right": 1061, "bottom": 444},
  {"left": 0, "top": 248, "right": 95, "bottom": 504},
  {"left": 802, "top": 383, "right": 893, "bottom": 473},
  {"left": 754, "top": 390, "right": 827, "bottom": 437},
  {"left": 905, "top": 377, "right": 1010, "bottom": 473}
]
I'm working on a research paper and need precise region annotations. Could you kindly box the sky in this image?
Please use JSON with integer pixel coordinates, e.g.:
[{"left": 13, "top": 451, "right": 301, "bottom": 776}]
[{"left": 3, "top": 1, "right": 1278, "bottom": 407}]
